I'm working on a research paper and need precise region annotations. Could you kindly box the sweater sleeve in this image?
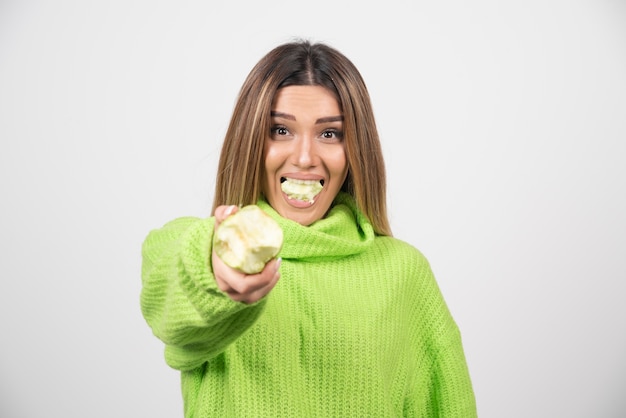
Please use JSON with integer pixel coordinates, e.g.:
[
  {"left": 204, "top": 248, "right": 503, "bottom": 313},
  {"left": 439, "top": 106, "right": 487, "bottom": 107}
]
[
  {"left": 428, "top": 330, "right": 477, "bottom": 417},
  {"left": 140, "top": 216, "right": 267, "bottom": 371},
  {"left": 401, "top": 244, "right": 477, "bottom": 417}
]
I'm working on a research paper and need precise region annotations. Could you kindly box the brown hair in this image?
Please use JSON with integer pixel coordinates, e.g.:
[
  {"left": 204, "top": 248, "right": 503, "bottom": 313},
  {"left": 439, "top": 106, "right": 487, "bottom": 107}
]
[{"left": 212, "top": 40, "right": 391, "bottom": 236}]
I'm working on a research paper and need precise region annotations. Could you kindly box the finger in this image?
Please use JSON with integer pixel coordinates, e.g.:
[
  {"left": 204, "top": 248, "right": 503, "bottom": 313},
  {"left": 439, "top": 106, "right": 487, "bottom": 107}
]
[
  {"left": 214, "top": 205, "right": 238, "bottom": 227},
  {"left": 242, "top": 264, "right": 280, "bottom": 303},
  {"left": 216, "top": 258, "right": 281, "bottom": 302},
  {"left": 226, "top": 271, "right": 269, "bottom": 295},
  {"left": 242, "top": 259, "right": 282, "bottom": 302},
  {"left": 236, "top": 267, "right": 281, "bottom": 304},
  {"left": 212, "top": 250, "right": 246, "bottom": 289},
  {"left": 212, "top": 250, "right": 273, "bottom": 295}
]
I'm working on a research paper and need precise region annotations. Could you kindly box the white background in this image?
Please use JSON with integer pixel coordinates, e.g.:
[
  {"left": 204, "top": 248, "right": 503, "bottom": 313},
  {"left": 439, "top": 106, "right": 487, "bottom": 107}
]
[{"left": 1, "top": 1, "right": 625, "bottom": 417}]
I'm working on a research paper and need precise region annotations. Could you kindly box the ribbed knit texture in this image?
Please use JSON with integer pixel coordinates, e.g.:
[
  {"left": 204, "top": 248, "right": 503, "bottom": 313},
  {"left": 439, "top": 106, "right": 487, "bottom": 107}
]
[{"left": 141, "top": 192, "right": 476, "bottom": 417}]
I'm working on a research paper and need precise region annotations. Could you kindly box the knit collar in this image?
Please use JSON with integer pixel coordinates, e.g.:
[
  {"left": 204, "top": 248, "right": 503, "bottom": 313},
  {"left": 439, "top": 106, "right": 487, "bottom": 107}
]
[{"left": 257, "top": 192, "right": 376, "bottom": 261}]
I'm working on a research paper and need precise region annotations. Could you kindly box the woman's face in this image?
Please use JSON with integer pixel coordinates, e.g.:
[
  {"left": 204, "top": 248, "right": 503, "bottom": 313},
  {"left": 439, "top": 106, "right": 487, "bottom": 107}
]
[{"left": 262, "top": 85, "right": 348, "bottom": 226}]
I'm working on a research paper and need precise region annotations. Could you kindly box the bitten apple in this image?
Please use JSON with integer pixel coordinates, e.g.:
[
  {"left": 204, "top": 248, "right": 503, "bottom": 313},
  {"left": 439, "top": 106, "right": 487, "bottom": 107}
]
[{"left": 213, "top": 205, "right": 283, "bottom": 274}]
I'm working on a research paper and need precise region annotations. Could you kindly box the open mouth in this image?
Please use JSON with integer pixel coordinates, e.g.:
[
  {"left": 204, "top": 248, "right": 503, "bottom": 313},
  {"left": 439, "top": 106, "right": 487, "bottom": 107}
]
[{"left": 280, "top": 177, "right": 324, "bottom": 203}]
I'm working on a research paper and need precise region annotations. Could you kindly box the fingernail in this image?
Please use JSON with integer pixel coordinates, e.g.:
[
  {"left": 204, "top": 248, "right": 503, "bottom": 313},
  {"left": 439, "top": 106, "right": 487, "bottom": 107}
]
[
  {"left": 275, "top": 257, "right": 282, "bottom": 272},
  {"left": 224, "top": 205, "right": 236, "bottom": 216}
]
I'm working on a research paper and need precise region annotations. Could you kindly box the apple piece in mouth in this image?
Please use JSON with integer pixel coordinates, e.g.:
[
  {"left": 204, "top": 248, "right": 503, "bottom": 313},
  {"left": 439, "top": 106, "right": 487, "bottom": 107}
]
[
  {"left": 280, "top": 177, "right": 324, "bottom": 202},
  {"left": 213, "top": 205, "right": 283, "bottom": 274}
]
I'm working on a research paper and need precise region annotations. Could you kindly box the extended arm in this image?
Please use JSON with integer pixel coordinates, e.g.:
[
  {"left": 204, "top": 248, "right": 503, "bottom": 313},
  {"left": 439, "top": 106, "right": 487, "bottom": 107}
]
[{"left": 140, "top": 213, "right": 277, "bottom": 371}]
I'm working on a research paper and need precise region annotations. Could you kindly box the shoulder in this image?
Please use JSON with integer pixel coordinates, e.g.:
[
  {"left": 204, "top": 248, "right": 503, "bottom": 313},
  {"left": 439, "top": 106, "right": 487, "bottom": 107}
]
[
  {"left": 371, "top": 235, "right": 432, "bottom": 273},
  {"left": 368, "top": 236, "right": 445, "bottom": 305},
  {"left": 142, "top": 216, "right": 213, "bottom": 258},
  {"left": 143, "top": 216, "right": 205, "bottom": 243},
  {"left": 373, "top": 237, "right": 463, "bottom": 350}
]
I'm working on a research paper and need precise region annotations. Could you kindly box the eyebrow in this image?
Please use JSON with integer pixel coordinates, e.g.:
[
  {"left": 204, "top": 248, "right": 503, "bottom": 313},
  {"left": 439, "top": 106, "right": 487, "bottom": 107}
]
[{"left": 271, "top": 111, "right": 344, "bottom": 124}]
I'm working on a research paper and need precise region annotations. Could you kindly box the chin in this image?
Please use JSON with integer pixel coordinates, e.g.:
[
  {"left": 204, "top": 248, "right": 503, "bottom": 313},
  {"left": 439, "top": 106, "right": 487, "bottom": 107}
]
[
  {"left": 283, "top": 209, "right": 320, "bottom": 226},
  {"left": 279, "top": 202, "right": 331, "bottom": 226}
]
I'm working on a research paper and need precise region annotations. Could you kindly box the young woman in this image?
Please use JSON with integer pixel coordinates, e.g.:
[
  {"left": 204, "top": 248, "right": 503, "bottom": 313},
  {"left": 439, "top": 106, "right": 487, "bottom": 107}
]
[{"left": 141, "top": 40, "right": 477, "bottom": 417}]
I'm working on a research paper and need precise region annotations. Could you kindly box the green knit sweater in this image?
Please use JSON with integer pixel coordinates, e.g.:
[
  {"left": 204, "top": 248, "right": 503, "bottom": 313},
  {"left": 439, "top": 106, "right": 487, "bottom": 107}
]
[{"left": 141, "top": 193, "right": 476, "bottom": 417}]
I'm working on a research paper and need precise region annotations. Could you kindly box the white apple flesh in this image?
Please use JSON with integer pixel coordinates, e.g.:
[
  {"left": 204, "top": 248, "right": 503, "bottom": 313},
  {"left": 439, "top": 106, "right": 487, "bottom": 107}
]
[{"left": 213, "top": 205, "right": 283, "bottom": 274}]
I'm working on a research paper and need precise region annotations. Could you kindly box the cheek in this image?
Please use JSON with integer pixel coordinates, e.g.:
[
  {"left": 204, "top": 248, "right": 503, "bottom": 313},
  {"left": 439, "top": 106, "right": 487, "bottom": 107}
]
[
  {"left": 263, "top": 144, "right": 280, "bottom": 175},
  {"left": 331, "top": 148, "right": 348, "bottom": 177}
]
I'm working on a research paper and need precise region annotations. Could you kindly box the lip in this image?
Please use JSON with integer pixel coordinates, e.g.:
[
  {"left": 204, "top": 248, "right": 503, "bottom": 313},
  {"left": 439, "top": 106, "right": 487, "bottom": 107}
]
[
  {"left": 282, "top": 192, "right": 318, "bottom": 208},
  {"left": 280, "top": 173, "right": 325, "bottom": 182}
]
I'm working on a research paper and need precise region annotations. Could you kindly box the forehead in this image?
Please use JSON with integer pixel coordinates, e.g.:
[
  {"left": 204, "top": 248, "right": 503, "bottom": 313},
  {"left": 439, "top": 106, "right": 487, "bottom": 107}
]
[{"left": 271, "top": 86, "right": 341, "bottom": 117}]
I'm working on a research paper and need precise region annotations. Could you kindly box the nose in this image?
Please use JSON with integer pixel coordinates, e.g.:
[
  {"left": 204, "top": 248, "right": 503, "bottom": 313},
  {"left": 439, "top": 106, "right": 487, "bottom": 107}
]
[{"left": 292, "top": 135, "right": 316, "bottom": 168}]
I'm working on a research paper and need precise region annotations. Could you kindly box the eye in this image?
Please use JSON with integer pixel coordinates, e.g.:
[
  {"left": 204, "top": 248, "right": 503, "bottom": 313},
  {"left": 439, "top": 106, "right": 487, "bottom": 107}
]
[
  {"left": 270, "top": 125, "right": 290, "bottom": 137},
  {"left": 321, "top": 129, "right": 343, "bottom": 141}
]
